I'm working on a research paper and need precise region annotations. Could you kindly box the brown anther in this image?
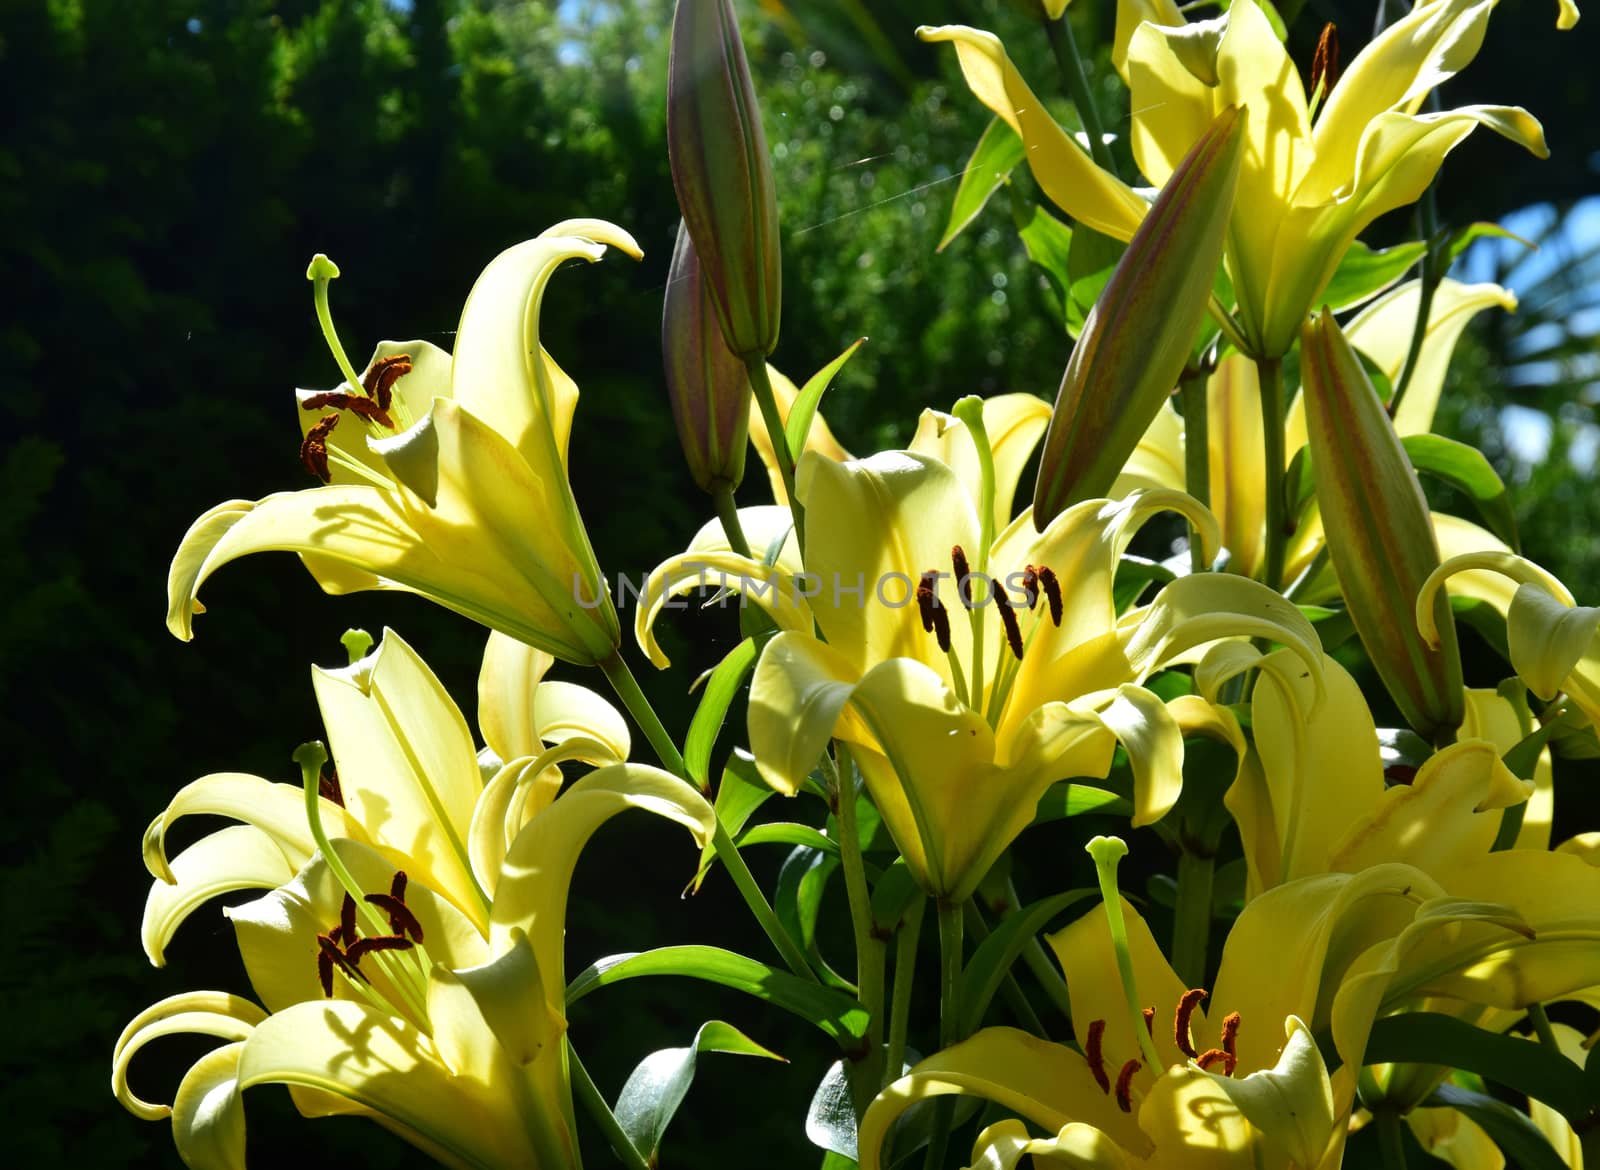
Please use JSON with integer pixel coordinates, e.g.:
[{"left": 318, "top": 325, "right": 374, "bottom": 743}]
[
  {"left": 300, "top": 390, "right": 395, "bottom": 429},
  {"left": 1221, "top": 1011, "right": 1241, "bottom": 1068},
  {"left": 299, "top": 413, "right": 339, "bottom": 482},
  {"left": 347, "top": 934, "right": 415, "bottom": 963},
  {"left": 1142, "top": 1007, "right": 1156, "bottom": 1037},
  {"left": 333, "top": 893, "right": 358, "bottom": 948},
  {"left": 1175, "top": 988, "right": 1208, "bottom": 1059},
  {"left": 361, "top": 354, "right": 413, "bottom": 413},
  {"left": 1085, "top": 1019, "right": 1111, "bottom": 1094},
  {"left": 316, "top": 933, "right": 366, "bottom": 997},
  {"left": 318, "top": 764, "right": 345, "bottom": 808},
  {"left": 389, "top": 871, "right": 407, "bottom": 902},
  {"left": 1114, "top": 1059, "right": 1142, "bottom": 1113},
  {"left": 365, "top": 894, "right": 424, "bottom": 943},
  {"left": 916, "top": 571, "right": 940, "bottom": 634},
  {"left": 1196, "top": 1047, "right": 1232, "bottom": 1073},
  {"left": 1037, "top": 566, "right": 1064, "bottom": 627},
  {"left": 991, "top": 579, "right": 1024, "bottom": 660},
  {"left": 951, "top": 546, "right": 975, "bottom": 607},
  {"left": 1311, "top": 23, "right": 1340, "bottom": 98},
  {"left": 1021, "top": 566, "right": 1041, "bottom": 610}
]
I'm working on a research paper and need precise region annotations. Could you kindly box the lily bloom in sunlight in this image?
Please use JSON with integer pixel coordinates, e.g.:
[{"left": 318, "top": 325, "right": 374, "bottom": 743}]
[{"left": 168, "top": 219, "right": 641, "bottom": 666}]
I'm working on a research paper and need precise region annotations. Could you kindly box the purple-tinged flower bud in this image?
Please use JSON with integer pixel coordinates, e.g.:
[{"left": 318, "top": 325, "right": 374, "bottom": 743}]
[
  {"left": 1033, "top": 106, "right": 1244, "bottom": 527},
  {"left": 663, "top": 220, "right": 750, "bottom": 493},
  {"left": 1302, "top": 307, "right": 1464, "bottom": 739},
  {"left": 667, "top": 0, "right": 782, "bottom": 358}
]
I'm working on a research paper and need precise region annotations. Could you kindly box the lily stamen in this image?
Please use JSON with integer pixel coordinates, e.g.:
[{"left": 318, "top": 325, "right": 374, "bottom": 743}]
[
  {"left": 1114, "top": 1059, "right": 1142, "bottom": 1113},
  {"left": 1311, "top": 23, "right": 1340, "bottom": 101},
  {"left": 1196, "top": 1047, "right": 1231, "bottom": 1073},
  {"left": 1085, "top": 1018, "right": 1111, "bottom": 1094},
  {"left": 916, "top": 570, "right": 952, "bottom": 653},
  {"left": 990, "top": 578, "right": 1024, "bottom": 660},
  {"left": 300, "top": 391, "right": 395, "bottom": 429},
  {"left": 1175, "top": 988, "right": 1208, "bottom": 1059},
  {"left": 365, "top": 871, "right": 425, "bottom": 943},
  {"left": 1221, "top": 1011, "right": 1241, "bottom": 1070},
  {"left": 1141, "top": 1006, "right": 1156, "bottom": 1038},
  {"left": 1037, "top": 566, "right": 1064, "bottom": 627},
  {"left": 346, "top": 934, "right": 417, "bottom": 964},
  {"left": 361, "top": 354, "right": 413, "bottom": 413},
  {"left": 300, "top": 413, "right": 340, "bottom": 482},
  {"left": 316, "top": 932, "right": 368, "bottom": 997},
  {"left": 333, "top": 893, "right": 358, "bottom": 948},
  {"left": 1021, "top": 565, "right": 1040, "bottom": 609},
  {"left": 952, "top": 545, "right": 975, "bottom": 608}
]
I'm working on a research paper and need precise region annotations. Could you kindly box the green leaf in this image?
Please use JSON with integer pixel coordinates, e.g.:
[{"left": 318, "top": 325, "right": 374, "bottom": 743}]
[
  {"left": 1446, "top": 221, "right": 1535, "bottom": 265},
  {"left": 938, "top": 117, "right": 1026, "bottom": 251},
  {"left": 738, "top": 822, "right": 842, "bottom": 857},
  {"left": 685, "top": 637, "right": 758, "bottom": 792},
  {"left": 1030, "top": 783, "right": 1131, "bottom": 826},
  {"left": 1424, "top": 1084, "right": 1571, "bottom": 1170},
  {"left": 786, "top": 338, "right": 867, "bottom": 461},
  {"left": 777, "top": 844, "right": 840, "bottom": 955},
  {"left": 1366, "top": 1012, "right": 1596, "bottom": 1125},
  {"left": 959, "top": 889, "right": 1095, "bottom": 1034},
  {"left": 1401, "top": 433, "right": 1521, "bottom": 551},
  {"left": 1015, "top": 203, "right": 1074, "bottom": 324},
  {"left": 614, "top": 1020, "right": 785, "bottom": 1162},
  {"left": 566, "top": 945, "right": 870, "bottom": 1047},
  {"left": 1320, "top": 239, "right": 1426, "bottom": 312},
  {"left": 1112, "top": 554, "right": 1175, "bottom": 613},
  {"left": 694, "top": 749, "right": 774, "bottom": 888},
  {"left": 805, "top": 1059, "right": 860, "bottom": 1161}
]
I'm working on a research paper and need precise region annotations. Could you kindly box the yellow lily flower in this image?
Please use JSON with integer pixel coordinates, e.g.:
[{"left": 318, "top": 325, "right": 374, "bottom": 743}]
[
  {"left": 648, "top": 437, "right": 1320, "bottom": 900},
  {"left": 168, "top": 219, "right": 642, "bottom": 666},
  {"left": 921, "top": 0, "right": 1550, "bottom": 357},
  {"left": 1112, "top": 276, "right": 1517, "bottom": 584},
  {"left": 1419, "top": 551, "right": 1600, "bottom": 728},
  {"left": 118, "top": 627, "right": 712, "bottom": 1168},
  {"left": 140, "top": 628, "right": 630, "bottom": 958}
]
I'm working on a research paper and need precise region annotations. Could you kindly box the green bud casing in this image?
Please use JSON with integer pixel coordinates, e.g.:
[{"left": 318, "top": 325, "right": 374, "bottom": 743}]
[
  {"left": 667, "top": 0, "right": 781, "bottom": 359},
  {"left": 664, "top": 220, "right": 751, "bottom": 493},
  {"left": 1302, "top": 307, "right": 1464, "bottom": 739},
  {"left": 1033, "top": 106, "right": 1244, "bottom": 527}
]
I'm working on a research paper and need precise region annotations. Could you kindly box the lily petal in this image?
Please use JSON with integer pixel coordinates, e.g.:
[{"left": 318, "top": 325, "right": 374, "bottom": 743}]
[
  {"left": 963, "top": 1119, "right": 1135, "bottom": 1170},
  {"left": 915, "top": 25, "right": 1148, "bottom": 241},
  {"left": 858, "top": 1027, "right": 1152, "bottom": 1170},
  {"left": 909, "top": 393, "right": 1052, "bottom": 534},
  {"left": 1191, "top": 1016, "right": 1337, "bottom": 1170},
  {"left": 1507, "top": 583, "right": 1600, "bottom": 702},
  {"left": 113, "top": 992, "right": 266, "bottom": 1120},
  {"left": 478, "top": 631, "right": 629, "bottom": 763},
  {"left": 143, "top": 826, "right": 297, "bottom": 967},
  {"left": 170, "top": 1042, "right": 248, "bottom": 1170}
]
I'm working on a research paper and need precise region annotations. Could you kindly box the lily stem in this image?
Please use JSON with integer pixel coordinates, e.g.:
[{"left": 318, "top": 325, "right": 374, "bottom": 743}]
[
  {"left": 597, "top": 649, "right": 816, "bottom": 983},
  {"left": 1388, "top": 184, "right": 1444, "bottom": 420},
  {"left": 1375, "top": 1107, "right": 1410, "bottom": 1170},
  {"left": 712, "top": 482, "right": 752, "bottom": 559},
  {"left": 1178, "top": 367, "right": 1211, "bottom": 575},
  {"left": 1171, "top": 848, "right": 1215, "bottom": 988},
  {"left": 1255, "top": 356, "right": 1287, "bottom": 592},
  {"left": 923, "top": 899, "right": 967, "bottom": 1170},
  {"left": 745, "top": 356, "right": 806, "bottom": 551},
  {"left": 885, "top": 895, "right": 926, "bottom": 1087},
  {"left": 568, "top": 1038, "right": 650, "bottom": 1170},
  {"left": 1528, "top": 1001, "right": 1561, "bottom": 1051},
  {"left": 1043, "top": 13, "right": 1117, "bottom": 178},
  {"left": 833, "top": 744, "right": 887, "bottom": 1114}
]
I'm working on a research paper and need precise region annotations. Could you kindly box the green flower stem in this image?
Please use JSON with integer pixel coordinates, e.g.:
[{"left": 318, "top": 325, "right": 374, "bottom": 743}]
[
  {"left": 999, "top": 877, "right": 1074, "bottom": 1025},
  {"left": 1042, "top": 13, "right": 1116, "bottom": 178},
  {"left": 923, "top": 899, "right": 967, "bottom": 1170},
  {"left": 1087, "top": 836, "right": 1164, "bottom": 1072},
  {"left": 712, "top": 482, "right": 753, "bottom": 559},
  {"left": 597, "top": 650, "right": 816, "bottom": 983},
  {"left": 1388, "top": 185, "right": 1444, "bottom": 420},
  {"left": 1256, "top": 356, "right": 1287, "bottom": 592},
  {"left": 568, "top": 1038, "right": 648, "bottom": 1170},
  {"left": 1171, "top": 848, "right": 1215, "bottom": 988},
  {"left": 745, "top": 356, "right": 806, "bottom": 550},
  {"left": 1527, "top": 1002, "right": 1561, "bottom": 1051},
  {"left": 885, "top": 895, "right": 926, "bottom": 1087},
  {"left": 833, "top": 744, "right": 887, "bottom": 1114},
  {"left": 964, "top": 900, "right": 1048, "bottom": 1038},
  {"left": 1375, "top": 1107, "right": 1410, "bottom": 1170},
  {"left": 1178, "top": 368, "right": 1211, "bottom": 574}
]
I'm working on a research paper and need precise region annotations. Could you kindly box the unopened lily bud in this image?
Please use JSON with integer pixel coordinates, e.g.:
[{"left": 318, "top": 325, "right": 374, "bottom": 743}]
[
  {"left": 667, "top": 0, "right": 782, "bottom": 359},
  {"left": 1302, "top": 308, "right": 1464, "bottom": 739},
  {"left": 663, "top": 221, "right": 750, "bottom": 493},
  {"left": 1033, "top": 106, "right": 1244, "bottom": 527}
]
